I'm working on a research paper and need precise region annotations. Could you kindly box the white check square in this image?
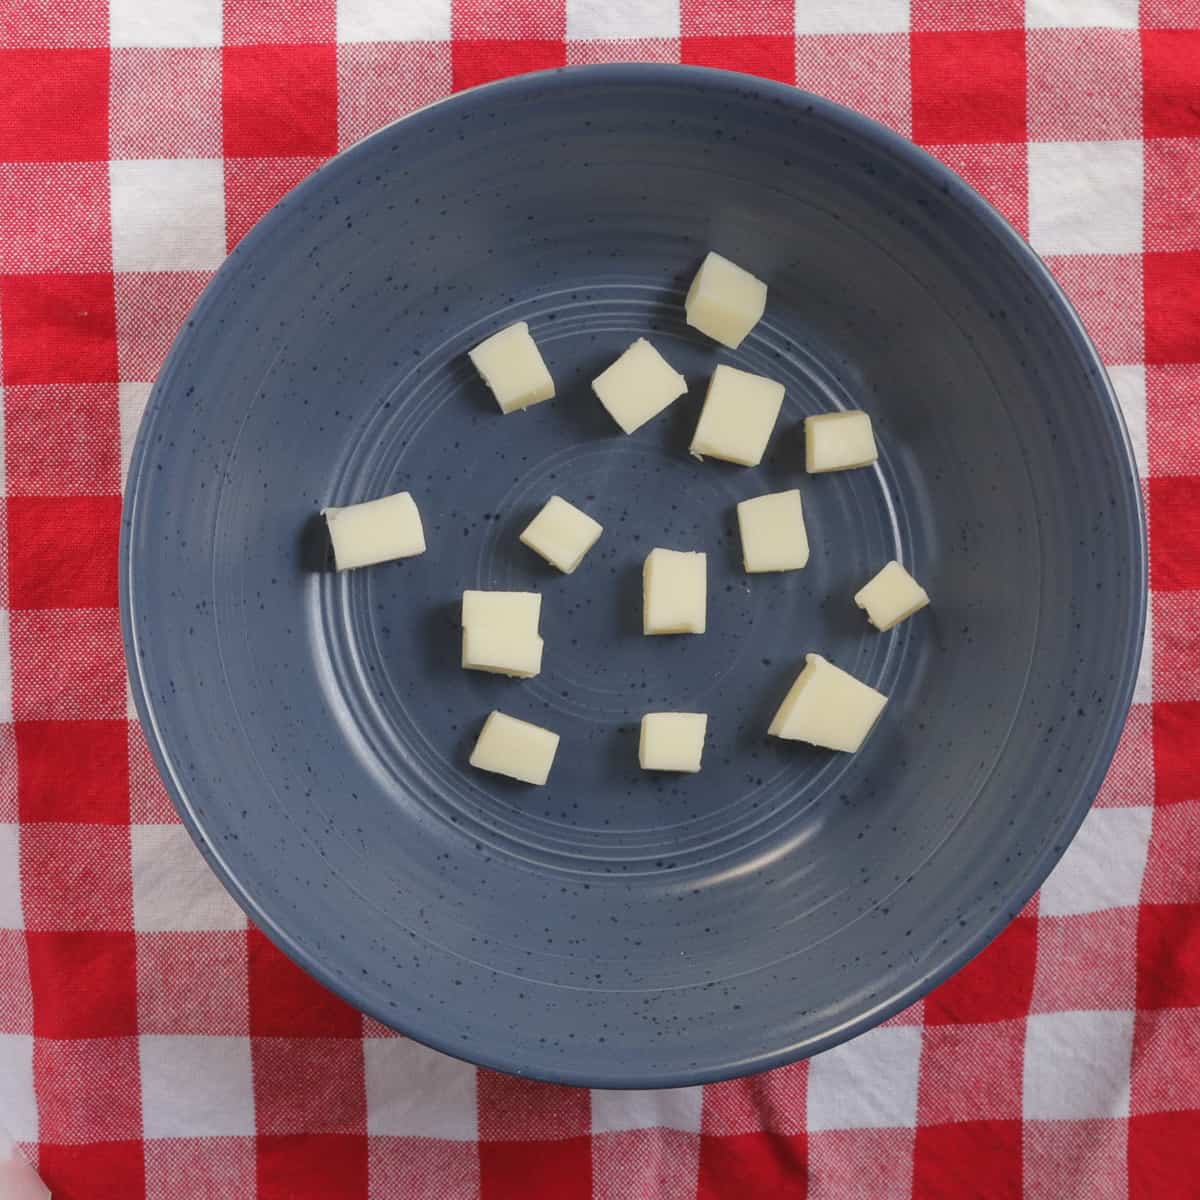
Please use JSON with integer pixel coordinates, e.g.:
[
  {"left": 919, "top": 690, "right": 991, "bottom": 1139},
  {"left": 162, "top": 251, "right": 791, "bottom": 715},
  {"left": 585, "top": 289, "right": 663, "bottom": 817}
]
[
  {"left": 1024, "top": 1010, "right": 1134, "bottom": 1119},
  {"left": 0, "top": 610, "right": 11, "bottom": 725},
  {"left": 0, "top": 823, "right": 21, "bottom": 929},
  {"left": 140, "top": 1035, "right": 255, "bottom": 1137},
  {"left": 1039, "top": 806, "right": 1153, "bottom": 917},
  {"left": 1029, "top": 141, "right": 1143, "bottom": 256},
  {"left": 1026, "top": 0, "right": 1138, "bottom": 28},
  {"left": 794, "top": 0, "right": 909, "bottom": 34},
  {"left": 338, "top": 0, "right": 451, "bottom": 42},
  {"left": 567, "top": 0, "right": 679, "bottom": 39},
  {"left": 591, "top": 1085, "right": 704, "bottom": 1134},
  {"left": 110, "top": 159, "right": 226, "bottom": 272},
  {"left": 110, "top": 0, "right": 222, "bottom": 47},
  {"left": 807, "top": 1025, "right": 922, "bottom": 1130},
  {"left": 364, "top": 1038, "right": 478, "bottom": 1138},
  {"left": 0, "top": 1034, "right": 35, "bottom": 1141},
  {"left": 1108, "top": 364, "right": 1147, "bottom": 480},
  {"left": 132, "top": 825, "right": 246, "bottom": 932}
]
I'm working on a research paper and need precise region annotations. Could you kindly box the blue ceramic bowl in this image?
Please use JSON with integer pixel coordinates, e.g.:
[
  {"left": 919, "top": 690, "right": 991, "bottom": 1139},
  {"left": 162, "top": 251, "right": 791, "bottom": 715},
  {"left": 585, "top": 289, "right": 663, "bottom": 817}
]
[{"left": 122, "top": 65, "right": 1145, "bottom": 1086}]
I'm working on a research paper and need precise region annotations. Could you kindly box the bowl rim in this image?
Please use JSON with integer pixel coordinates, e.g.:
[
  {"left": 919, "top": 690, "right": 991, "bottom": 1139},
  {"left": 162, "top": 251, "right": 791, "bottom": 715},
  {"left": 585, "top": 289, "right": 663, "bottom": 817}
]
[{"left": 121, "top": 62, "right": 1148, "bottom": 1087}]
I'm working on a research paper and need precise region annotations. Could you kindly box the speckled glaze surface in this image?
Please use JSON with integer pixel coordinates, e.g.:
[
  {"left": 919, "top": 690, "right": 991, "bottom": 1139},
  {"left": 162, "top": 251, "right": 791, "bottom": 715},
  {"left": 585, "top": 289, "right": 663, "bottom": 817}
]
[{"left": 121, "top": 65, "right": 1146, "bottom": 1087}]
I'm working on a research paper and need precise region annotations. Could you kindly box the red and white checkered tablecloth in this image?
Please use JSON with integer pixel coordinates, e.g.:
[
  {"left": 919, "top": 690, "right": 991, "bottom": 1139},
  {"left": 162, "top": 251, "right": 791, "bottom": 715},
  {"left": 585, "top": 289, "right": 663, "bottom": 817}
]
[{"left": 0, "top": 1, "right": 1197, "bottom": 1197}]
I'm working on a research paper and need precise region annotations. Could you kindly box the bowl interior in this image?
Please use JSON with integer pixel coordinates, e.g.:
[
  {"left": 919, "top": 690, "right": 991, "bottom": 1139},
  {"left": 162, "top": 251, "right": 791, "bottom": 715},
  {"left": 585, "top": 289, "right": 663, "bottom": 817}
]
[{"left": 123, "top": 66, "right": 1144, "bottom": 1086}]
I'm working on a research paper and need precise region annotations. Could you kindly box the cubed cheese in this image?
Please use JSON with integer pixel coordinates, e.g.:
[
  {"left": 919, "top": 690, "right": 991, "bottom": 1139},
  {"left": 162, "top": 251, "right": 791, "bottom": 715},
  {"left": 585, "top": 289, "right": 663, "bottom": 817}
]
[
  {"left": 854, "top": 560, "right": 930, "bottom": 631},
  {"left": 322, "top": 491, "right": 425, "bottom": 570},
  {"left": 684, "top": 251, "right": 767, "bottom": 349},
  {"left": 736, "top": 489, "right": 809, "bottom": 573},
  {"left": 639, "top": 712, "right": 708, "bottom": 772},
  {"left": 768, "top": 653, "right": 888, "bottom": 753},
  {"left": 469, "top": 710, "right": 560, "bottom": 784},
  {"left": 462, "top": 590, "right": 541, "bottom": 638},
  {"left": 519, "top": 495, "right": 603, "bottom": 574},
  {"left": 805, "top": 411, "right": 878, "bottom": 473},
  {"left": 689, "top": 364, "right": 784, "bottom": 467},
  {"left": 643, "top": 548, "right": 707, "bottom": 635},
  {"left": 591, "top": 338, "right": 687, "bottom": 434},
  {"left": 468, "top": 321, "right": 555, "bottom": 413},
  {"left": 461, "top": 590, "right": 543, "bottom": 677}
]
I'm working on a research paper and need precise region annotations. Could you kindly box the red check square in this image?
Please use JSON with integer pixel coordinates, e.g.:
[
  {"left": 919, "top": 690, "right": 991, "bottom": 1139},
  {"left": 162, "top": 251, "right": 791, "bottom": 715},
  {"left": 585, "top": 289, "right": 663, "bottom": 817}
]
[
  {"left": 223, "top": 44, "right": 337, "bottom": 157},
  {"left": 337, "top": 42, "right": 452, "bottom": 152},
  {"left": 1043, "top": 254, "right": 1143, "bottom": 365},
  {"left": 0, "top": 930, "right": 34, "bottom": 1033},
  {"left": 1030, "top": 909, "right": 1138, "bottom": 1012},
  {"left": 680, "top": 0, "right": 792, "bottom": 35},
  {"left": 452, "top": 39, "right": 567, "bottom": 91},
  {"left": 697, "top": 1132, "right": 808, "bottom": 1200},
  {"left": 1150, "top": 477, "right": 1200, "bottom": 592},
  {"left": 368, "top": 1137, "right": 480, "bottom": 1200},
  {"left": 0, "top": 163, "right": 111, "bottom": 274},
  {"left": 1145, "top": 139, "right": 1200, "bottom": 254},
  {"left": 479, "top": 1136, "right": 592, "bottom": 1200},
  {"left": 129, "top": 721, "right": 178, "bottom": 824},
  {"left": 1153, "top": 591, "right": 1200, "bottom": 702},
  {"left": 593, "top": 1129, "right": 701, "bottom": 1200},
  {"left": 0, "top": 726, "right": 15, "bottom": 821},
  {"left": 1153, "top": 700, "right": 1200, "bottom": 804},
  {"left": 253, "top": 1037, "right": 367, "bottom": 1135},
  {"left": 0, "top": 273, "right": 118, "bottom": 386},
  {"left": 224, "top": 156, "right": 325, "bottom": 251},
  {"left": 923, "top": 142, "right": 1027, "bottom": 235},
  {"left": 913, "top": 1121, "right": 1021, "bottom": 1200},
  {"left": 5, "top": 385, "right": 121, "bottom": 496},
  {"left": 26, "top": 930, "right": 137, "bottom": 1036},
  {"left": 1023, "top": 1119, "right": 1128, "bottom": 1200},
  {"left": 1129, "top": 1112, "right": 1200, "bottom": 1200},
  {"left": 110, "top": 48, "right": 222, "bottom": 159},
  {"left": 137, "top": 930, "right": 250, "bottom": 1035},
  {"left": 1096, "top": 704, "right": 1154, "bottom": 809},
  {"left": 248, "top": 925, "right": 362, "bottom": 1037},
  {"left": 21, "top": 824, "right": 133, "bottom": 932},
  {"left": 1027, "top": 29, "right": 1141, "bottom": 142},
  {"left": 911, "top": 30, "right": 1026, "bottom": 145},
  {"left": 257, "top": 1134, "right": 368, "bottom": 1200},
  {"left": 39, "top": 1140, "right": 145, "bottom": 1200},
  {"left": 808, "top": 1129, "right": 915, "bottom": 1199},
  {"left": 1142, "top": 802, "right": 1200, "bottom": 904},
  {"left": 1145, "top": 251, "right": 1200, "bottom": 364},
  {"left": 925, "top": 915, "right": 1037, "bottom": 1024},
  {"left": 17, "top": 719, "right": 129, "bottom": 824},
  {"left": 701, "top": 1065, "right": 807, "bottom": 1135},
  {"left": 452, "top": 1, "right": 565, "bottom": 39},
  {"left": 912, "top": 0, "right": 1022, "bottom": 29},
  {"left": 1131, "top": 1008, "right": 1200, "bottom": 1116},
  {"left": 0, "top": 48, "right": 108, "bottom": 161},
  {"left": 681, "top": 36, "right": 795, "bottom": 84},
  {"left": 35, "top": 1035, "right": 142, "bottom": 1143},
  {"left": 0, "top": 0, "right": 107, "bottom": 48},
  {"left": 1137, "top": 903, "right": 1200, "bottom": 1008},
  {"left": 1143, "top": 30, "right": 1200, "bottom": 139},
  {"left": 1148, "top": 365, "right": 1200, "bottom": 476},
  {"left": 795, "top": 34, "right": 911, "bottom": 139},
  {"left": 7, "top": 495, "right": 121, "bottom": 610},
  {"left": 10, "top": 607, "right": 125, "bottom": 721}
]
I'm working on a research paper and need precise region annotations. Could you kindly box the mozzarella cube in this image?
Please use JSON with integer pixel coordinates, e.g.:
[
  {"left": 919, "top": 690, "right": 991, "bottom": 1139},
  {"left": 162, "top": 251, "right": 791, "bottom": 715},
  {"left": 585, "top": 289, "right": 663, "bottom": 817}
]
[
  {"left": 769, "top": 653, "right": 888, "bottom": 753},
  {"left": 643, "top": 548, "right": 706, "bottom": 635},
  {"left": 855, "top": 561, "right": 930, "bottom": 631},
  {"left": 805, "top": 411, "right": 878, "bottom": 473},
  {"left": 462, "top": 589, "right": 541, "bottom": 637},
  {"left": 520, "top": 495, "right": 603, "bottom": 574},
  {"left": 322, "top": 491, "right": 425, "bottom": 570},
  {"left": 639, "top": 712, "right": 708, "bottom": 772},
  {"left": 684, "top": 251, "right": 767, "bottom": 349},
  {"left": 462, "top": 590, "right": 543, "bottom": 677},
  {"left": 468, "top": 321, "right": 555, "bottom": 413},
  {"left": 469, "top": 710, "right": 560, "bottom": 785},
  {"left": 690, "top": 364, "right": 784, "bottom": 467},
  {"left": 592, "top": 338, "right": 687, "bottom": 434},
  {"left": 737, "top": 489, "right": 809, "bottom": 573}
]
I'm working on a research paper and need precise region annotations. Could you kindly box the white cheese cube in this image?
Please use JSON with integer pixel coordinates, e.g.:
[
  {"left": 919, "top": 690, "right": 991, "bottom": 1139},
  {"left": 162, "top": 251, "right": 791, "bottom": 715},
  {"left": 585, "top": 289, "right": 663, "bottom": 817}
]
[
  {"left": 461, "top": 590, "right": 543, "bottom": 677},
  {"left": 469, "top": 710, "right": 560, "bottom": 785},
  {"left": 468, "top": 321, "right": 555, "bottom": 413},
  {"left": 322, "top": 491, "right": 425, "bottom": 570},
  {"left": 769, "top": 653, "right": 888, "bottom": 753},
  {"left": 684, "top": 251, "right": 767, "bottom": 349},
  {"left": 519, "top": 495, "right": 603, "bottom": 574},
  {"left": 737, "top": 489, "right": 809, "bottom": 573},
  {"left": 639, "top": 712, "right": 708, "bottom": 772},
  {"left": 462, "top": 590, "right": 541, "bottom": 639},
  {"left": 854, "top": 560, "right": 930, "bottom": 631},
  {"left": 805, "top": 411, "right": 878, "bottom": 473},
  {"left": 591, "top": 338, "right": 687, "bottom": 434},
  {"left": 462, "top": 625, "right": 544, "bottom": 678},
  {"left": 689, "top": 364, "right": 784, "bottom": 467},
  {"left": 643, "top": 548, "right": 706, "bottom": 635}
]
